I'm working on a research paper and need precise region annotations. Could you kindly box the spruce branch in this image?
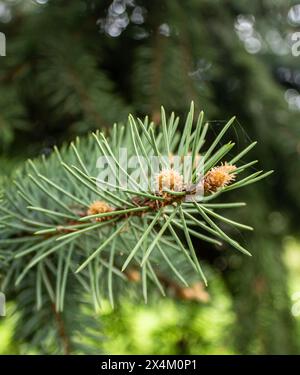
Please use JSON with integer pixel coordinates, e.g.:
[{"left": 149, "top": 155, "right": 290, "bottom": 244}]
[{"left": 0, "top": 103, "right": 272, "bottom": 313}]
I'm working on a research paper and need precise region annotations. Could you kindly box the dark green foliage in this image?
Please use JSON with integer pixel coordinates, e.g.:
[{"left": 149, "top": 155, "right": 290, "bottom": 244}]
[{"left": 0, "top": 0, "right": 299, "bottom": 354}]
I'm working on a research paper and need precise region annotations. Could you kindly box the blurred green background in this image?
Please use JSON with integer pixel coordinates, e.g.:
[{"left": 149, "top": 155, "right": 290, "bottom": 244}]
[{"left": 1, "top": 0, "right": 300, "bottom": 354}]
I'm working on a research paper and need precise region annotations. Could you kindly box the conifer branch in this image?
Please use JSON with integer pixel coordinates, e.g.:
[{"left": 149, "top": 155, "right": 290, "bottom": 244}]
[{"left": 0, "top": 103, "right": 271, "bottom": 313}]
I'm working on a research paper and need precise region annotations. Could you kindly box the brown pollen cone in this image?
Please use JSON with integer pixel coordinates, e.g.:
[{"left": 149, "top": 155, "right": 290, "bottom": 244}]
[
  {"left": 87, "top": 201, "right": 114, "bottom": 222},
  {"left": 125, "top": 268, "right": 141, "bottom": 282},
  {"left": 156, "top": 169, "right": 184, "bottom": 193},
  {"left": 204, "top": 163, "right": 237, "bottom": 193},
  {"left": 178, "top": 282, "right": 210, "bottom": 303}
]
